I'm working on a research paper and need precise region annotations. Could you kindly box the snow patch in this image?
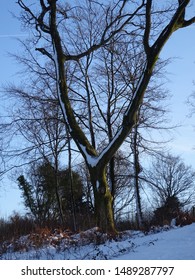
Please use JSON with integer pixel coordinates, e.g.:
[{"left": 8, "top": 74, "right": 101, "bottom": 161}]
[
  {"left": 79, "top": 144, "right": 98, "bottom": 167},
  {"left": 79, "top": 126, "right": 125, "bottom": 167},
  {"left": 96, "top": 180, "right": 100, "bottom": 190}
]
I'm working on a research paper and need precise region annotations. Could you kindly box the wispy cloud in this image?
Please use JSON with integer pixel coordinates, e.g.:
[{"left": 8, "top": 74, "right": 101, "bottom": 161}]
[{"left": 0, "top": 34, "right": 27, "bottom": 38}]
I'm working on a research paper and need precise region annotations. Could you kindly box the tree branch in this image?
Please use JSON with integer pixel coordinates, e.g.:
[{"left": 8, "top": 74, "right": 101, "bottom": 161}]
[
  {"left": 143, "top": 0, "right": 152, "bottom": 57},
  {"left": 151, "top": 0, "right": 194, "bottom": 57},
  {"left": 97, "top": 0, "right": 195, "bottom": 169},
  {"left": 49, "top": 0, "right": 97, "bottom": 161},
  {"left": 35, "top": 47, "right": 54, "bottom": 61},
  {"left": 182, "top": 16, "right": 195, "bottom": 27},
  {"left": 64, "top": 1, "right": 145, "bottom": 61}
]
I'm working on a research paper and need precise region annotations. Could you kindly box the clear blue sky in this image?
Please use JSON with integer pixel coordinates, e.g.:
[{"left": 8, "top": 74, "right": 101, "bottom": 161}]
[
  {"left": 0, "top": 1, "right": 195, "bottom": 218},
  {"left": 0, "top": 1, "right": 29, "bottom": 217}
]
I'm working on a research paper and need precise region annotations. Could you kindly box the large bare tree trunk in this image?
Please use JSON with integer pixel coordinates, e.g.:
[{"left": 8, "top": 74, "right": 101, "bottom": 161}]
[{"left": 89, "top": 167, "right": 116, "bottom": 233}]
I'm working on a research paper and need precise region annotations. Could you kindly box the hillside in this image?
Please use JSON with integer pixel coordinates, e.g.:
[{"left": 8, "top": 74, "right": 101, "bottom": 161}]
[{"left": 1, "top": 223, "right": 195, "bottom": 260}]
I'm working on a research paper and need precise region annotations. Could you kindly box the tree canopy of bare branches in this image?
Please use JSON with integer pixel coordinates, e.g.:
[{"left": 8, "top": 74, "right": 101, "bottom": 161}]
[{"left": 13, "top": 0, "right": 195, "bottom": 233}]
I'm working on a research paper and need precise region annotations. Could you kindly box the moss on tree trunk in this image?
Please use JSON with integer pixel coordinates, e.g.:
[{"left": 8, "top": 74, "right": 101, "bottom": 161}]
[{"left": 89, "top": 167, "right": 117, "bottom": 234}]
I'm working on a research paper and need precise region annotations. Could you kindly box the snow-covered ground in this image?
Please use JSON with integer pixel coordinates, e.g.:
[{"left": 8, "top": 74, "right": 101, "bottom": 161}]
[{"left": 1, "top": 223, "right": 195, "bottom": 260}]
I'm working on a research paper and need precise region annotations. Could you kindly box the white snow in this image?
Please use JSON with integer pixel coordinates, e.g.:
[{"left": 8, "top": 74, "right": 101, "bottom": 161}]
[
  {"left": 96, "top": 180, "right": 100, "bottom": 190},
  {"left": 79, "top": 144, "right": 98, "bottom": 167},
  {"left": 114, "top": 224, "right": 195, "bottom": 260},
  {"left": 1, "top": 223, "right": 195, "bottom": 260}
]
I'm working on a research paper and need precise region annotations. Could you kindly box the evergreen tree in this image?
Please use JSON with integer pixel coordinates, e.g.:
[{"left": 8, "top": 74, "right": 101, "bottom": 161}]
[{"left": 17, "top": 161, "right": 90, "bottom": 227}]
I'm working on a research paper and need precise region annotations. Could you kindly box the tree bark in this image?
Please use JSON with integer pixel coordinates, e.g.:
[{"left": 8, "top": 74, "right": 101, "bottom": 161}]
[{"left": 89, "top": 166, "right": 117, "bottom": 234}]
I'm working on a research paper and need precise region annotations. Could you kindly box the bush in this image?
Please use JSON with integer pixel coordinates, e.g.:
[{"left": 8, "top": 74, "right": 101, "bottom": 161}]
[
  {"left": 152, "top": 196, "right": 181, "bottom": 226},
  {"left": 176, "top": 211, "right": 195, "bottom": 226},
  {"left": 0, "top": 213, "right": 35, "bottom": 242}
]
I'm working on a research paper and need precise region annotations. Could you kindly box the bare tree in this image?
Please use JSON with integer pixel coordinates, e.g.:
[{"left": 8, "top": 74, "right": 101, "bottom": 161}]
[
  {"left": 1, "top": 53, "right": 69, "bottom": 223},
  {"left": 85, "top": 37, "right": 171, "bottom": 229},
  {"left": 15, "top": 0, "right": 195, "bottom": 233},
  {"left": 144, "top": 153, "right": 195, "bottom": 208}
]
